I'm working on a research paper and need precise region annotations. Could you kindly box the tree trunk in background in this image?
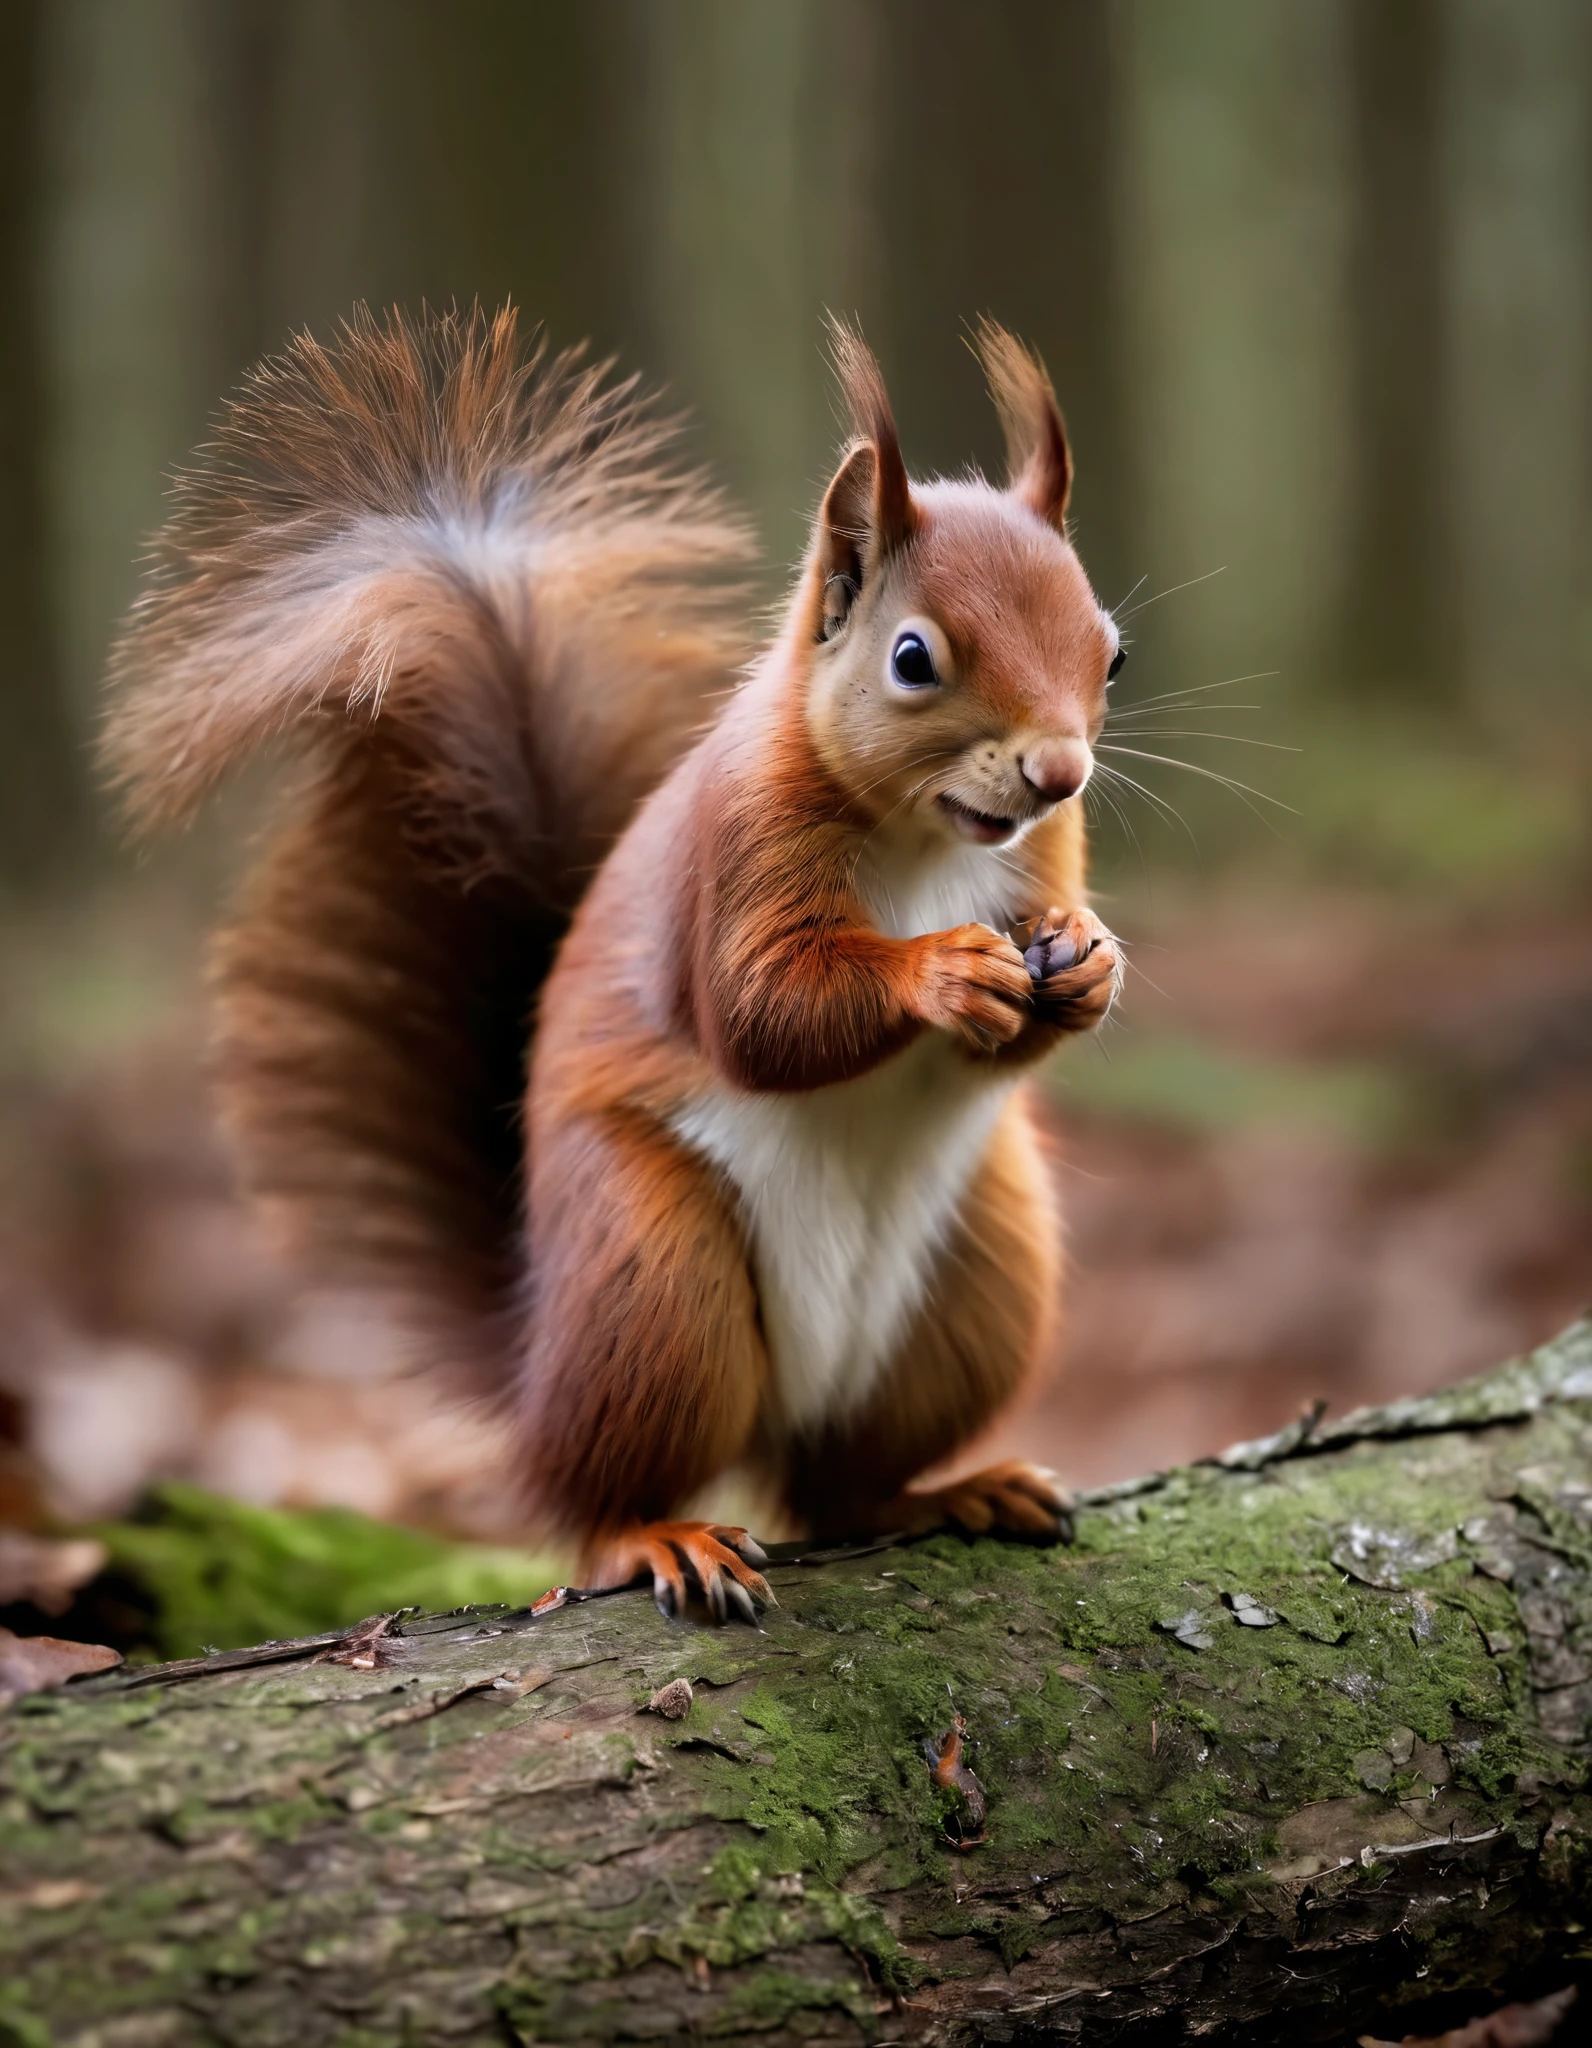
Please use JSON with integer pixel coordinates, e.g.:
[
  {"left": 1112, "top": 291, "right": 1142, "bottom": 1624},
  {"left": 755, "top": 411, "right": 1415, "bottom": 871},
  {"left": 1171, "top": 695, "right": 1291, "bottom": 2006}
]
[
  {"left": 1119, "top": 2, "right": 1349, "bottom": 709},
  {"left": 618, "top": 0, "right": 1128, "bottom": 587},
  {"left": 873, "top": 0, "right": 1129, "bottom": 604},
  {"left": 200, "top": 0, "right": 284, "bottom": 380},
  {"left": 355, "top": 0, "right": 635, "bottom": 354},
  {"left": 0, "top": 0, "right": 83, "bottom": 891},
  {"left": 1340, "top": 0, "right": 1455, "bottom": 703},
  {"left": 5, "top": 1322, "right": 1590, "bottom": 2046},
  {"left": 1447, "top": 0, "right": 1592, "bottom": 722},
  {"left": 622, "top": 0, "right": 861, "bottom": 569},
  {"left": 35, "top": 0, "right": 233, "bottom": 745}
]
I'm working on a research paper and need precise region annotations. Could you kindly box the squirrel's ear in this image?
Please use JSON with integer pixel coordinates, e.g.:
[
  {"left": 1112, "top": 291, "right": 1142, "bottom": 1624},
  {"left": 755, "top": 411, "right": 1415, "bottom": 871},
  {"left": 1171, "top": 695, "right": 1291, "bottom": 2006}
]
[
  {"left": 815, "top": 320, "right": 917, "bottom": 639},
  {"left": 975, "top": 317, "right": 1072, "bottom": 530}
]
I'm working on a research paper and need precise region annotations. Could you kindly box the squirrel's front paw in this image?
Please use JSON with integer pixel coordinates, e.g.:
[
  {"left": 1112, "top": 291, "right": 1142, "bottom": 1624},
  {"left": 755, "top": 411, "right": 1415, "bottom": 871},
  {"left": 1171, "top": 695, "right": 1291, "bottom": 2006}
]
[
  {"left": 1023, "top": 907, "right": 1120, "bottom": 1033},
  {"left": 914, "top": 923, "right": 1032, "bottom": 1051}
]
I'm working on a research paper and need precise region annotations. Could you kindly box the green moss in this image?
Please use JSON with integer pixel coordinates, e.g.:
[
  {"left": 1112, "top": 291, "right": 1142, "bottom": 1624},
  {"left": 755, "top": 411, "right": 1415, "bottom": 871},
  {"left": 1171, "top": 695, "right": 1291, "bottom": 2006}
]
[
  {"left": 91, "top": 1481, "right": 566, "bottom": 1656},
  {"left": 676, "top": 1438, "right": 1529, "bottom": 1914},
  {"left": 6, "top": 1327, "right": 1590, "bottom": 2041},
  {"left": 710, "top": 1963, "right": 873, "bottom": 2034},
  {"left": 703, "top": 1839, "right": 763, "bottom": 1904},
  {"left": 0, "top": 1992, "right": 53, "bottom": 2048}
]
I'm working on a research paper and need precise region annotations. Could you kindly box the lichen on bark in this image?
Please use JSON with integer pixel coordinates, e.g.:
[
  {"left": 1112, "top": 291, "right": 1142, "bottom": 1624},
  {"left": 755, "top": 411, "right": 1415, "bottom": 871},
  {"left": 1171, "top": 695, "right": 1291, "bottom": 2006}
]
[{"left": 2, "top": 1321, "right": 1590, "bottom": 2046}]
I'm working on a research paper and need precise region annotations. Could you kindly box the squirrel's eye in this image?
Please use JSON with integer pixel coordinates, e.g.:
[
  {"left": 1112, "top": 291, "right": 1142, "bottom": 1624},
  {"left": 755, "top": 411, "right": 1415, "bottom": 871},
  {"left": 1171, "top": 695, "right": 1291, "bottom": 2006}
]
[
  {"left": 1107, "top": 646, "right": 1127, "bottom": 681},
  {"left": 890, "top": 632, "right": 938, "bottom": 689}
]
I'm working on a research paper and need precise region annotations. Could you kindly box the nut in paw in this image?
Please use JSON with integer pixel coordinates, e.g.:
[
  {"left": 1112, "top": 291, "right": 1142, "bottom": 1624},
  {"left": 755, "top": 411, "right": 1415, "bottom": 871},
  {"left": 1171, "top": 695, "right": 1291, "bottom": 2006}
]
[{"left": 1024, "top": 906, "right": 1119, "bottom": 1031}]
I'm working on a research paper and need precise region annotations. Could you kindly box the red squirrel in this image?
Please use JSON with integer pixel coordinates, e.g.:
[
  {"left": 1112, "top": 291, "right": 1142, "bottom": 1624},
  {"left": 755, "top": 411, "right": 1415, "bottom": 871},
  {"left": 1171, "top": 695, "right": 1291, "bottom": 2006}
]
[{"left": 106, "top": 306, "right": 1122, "bottom": 1623}]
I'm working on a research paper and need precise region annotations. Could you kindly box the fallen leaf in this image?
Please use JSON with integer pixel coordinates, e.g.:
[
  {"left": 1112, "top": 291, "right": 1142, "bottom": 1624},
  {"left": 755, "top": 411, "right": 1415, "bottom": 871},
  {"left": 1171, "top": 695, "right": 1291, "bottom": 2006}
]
[
  {"left": 0, "top": 1626, "right": 122, "bottom": 1705},
  {"left": 1359, "top": 1982, "right": 1576, "bottom": 2048},
  {"left": 318, "top": 1612, "right": 405, "bottom": 1671},
  {"left": 925, "top": 1711, "right": 987, "bottom": 1849}
]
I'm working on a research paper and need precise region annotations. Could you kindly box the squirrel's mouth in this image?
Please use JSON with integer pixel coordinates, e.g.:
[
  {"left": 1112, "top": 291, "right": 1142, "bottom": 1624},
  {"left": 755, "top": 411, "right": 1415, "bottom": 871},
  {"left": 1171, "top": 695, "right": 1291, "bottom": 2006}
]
[{"left": 937, "top": 793, "right": 1019, "bottom": 845}]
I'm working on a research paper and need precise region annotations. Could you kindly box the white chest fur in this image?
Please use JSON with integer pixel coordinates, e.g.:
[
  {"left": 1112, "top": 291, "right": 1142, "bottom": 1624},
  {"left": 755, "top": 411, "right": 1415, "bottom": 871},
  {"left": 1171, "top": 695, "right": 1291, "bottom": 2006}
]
[
  {"left": 853, "top": 824, "right": 1023, "bottom": 941},
  {"left": 671, "top": 830, "right": 1024, "bottom": 1438}
]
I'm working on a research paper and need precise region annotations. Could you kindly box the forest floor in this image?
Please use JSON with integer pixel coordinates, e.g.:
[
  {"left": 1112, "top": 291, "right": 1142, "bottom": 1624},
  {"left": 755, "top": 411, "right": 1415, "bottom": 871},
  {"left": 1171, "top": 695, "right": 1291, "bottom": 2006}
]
[
  {"left": 2, "top": 877, "right": 1589, "bottom": 1545},
  {"left": 995, "top": 882, "right": 1592, "bottom": 1483}
]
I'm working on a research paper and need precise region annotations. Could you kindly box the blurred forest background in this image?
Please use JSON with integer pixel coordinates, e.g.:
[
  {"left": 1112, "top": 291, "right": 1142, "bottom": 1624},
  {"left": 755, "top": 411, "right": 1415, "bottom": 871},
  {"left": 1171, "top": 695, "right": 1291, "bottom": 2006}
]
[{"left": 1, "top": 0, "right": 1588, "bottom": 1575}]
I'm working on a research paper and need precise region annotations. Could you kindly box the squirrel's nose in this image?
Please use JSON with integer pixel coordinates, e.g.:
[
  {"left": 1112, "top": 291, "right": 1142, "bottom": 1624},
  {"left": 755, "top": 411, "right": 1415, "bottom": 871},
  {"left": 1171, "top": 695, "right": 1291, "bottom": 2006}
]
[{"left": 1020, "top": 739, "right": 1092, "bottom": 803}]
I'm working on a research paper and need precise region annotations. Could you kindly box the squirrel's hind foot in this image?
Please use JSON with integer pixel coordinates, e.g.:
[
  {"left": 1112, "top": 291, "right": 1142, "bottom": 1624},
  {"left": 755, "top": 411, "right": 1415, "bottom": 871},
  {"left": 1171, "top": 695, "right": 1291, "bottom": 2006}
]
[
  {"left": 583, "top": 1521, "right": 775, "bottom": 1625},
  {"left": 877, "top": 1462, "right": 1074, "bottom": 1545}
]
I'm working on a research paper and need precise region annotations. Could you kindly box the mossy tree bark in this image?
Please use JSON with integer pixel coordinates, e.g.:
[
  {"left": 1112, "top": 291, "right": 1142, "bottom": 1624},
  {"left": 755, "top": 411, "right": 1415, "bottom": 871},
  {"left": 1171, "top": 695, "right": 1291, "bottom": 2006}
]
[{"left": 4, "top": 1323, "right": 1592, "bottom": 2047}]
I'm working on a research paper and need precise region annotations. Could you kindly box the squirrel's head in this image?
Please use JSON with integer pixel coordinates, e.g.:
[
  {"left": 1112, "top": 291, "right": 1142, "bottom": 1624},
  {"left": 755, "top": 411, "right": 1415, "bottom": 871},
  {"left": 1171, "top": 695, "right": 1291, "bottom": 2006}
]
[{"left": 801, "top": 320, "right": 1121, "bottom": 850}]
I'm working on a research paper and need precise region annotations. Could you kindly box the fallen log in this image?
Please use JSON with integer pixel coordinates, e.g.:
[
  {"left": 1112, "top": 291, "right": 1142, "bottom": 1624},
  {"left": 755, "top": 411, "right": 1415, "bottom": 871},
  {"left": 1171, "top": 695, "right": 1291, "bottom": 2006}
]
[{"left": 3, "top": 1321, "right": 1591, "bottom": 2046}]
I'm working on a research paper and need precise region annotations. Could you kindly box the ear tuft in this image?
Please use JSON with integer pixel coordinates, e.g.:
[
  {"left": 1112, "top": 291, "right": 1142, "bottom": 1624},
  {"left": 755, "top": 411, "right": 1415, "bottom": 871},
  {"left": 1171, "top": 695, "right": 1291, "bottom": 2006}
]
[
  {"left": 823, "top": 316, "right": 917, "bottom": 559},
  {"left": 974, "top": 317, "right": 1072, "bottom": 530}
]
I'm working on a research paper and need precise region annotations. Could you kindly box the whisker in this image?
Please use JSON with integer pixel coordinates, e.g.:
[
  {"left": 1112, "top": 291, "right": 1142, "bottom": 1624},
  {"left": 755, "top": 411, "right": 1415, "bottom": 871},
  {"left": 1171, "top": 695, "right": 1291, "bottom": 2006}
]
[
  {"left": 855, "top": 766, "right": 945, "bottom": 853},
  {"left": 1115, "top": 565, "right": 1226, "bottom": 622},
  {"left": 845, "top": 745, "right": 955, "bottom": 810},
  {"left": 1096, "top": 743, "right": 1298, "bottom": 826},
  {"left": 1116, "top": 949, "right": 1174, "bottom": 1005},
  {"left": 1106, "top": 670, "right": 1280, "bottom": 715},
  {"left": 1093, "top": 760, "right": 1201, "bottom": 855},
  {"left": 1093, "top": 759, "right": 1192, "bottom": 835},
  {"left": 1108, "top": 572, "right": 1149, "bottom": 616},
  {"left": 868, "top": 772, "right": 937, "bottom": 829},
  {"left": 1107, "top": 704, "right": 1263, "bottom": 723},
  {"left": 983, "top": 843, "right": 1029, "bottom": 876},
  {"left": 1085, "top": 778, "right": 1152, "bottom": 892},
  {"left": 1101, "top": 727, "right": 1300, "bottom": 753}
]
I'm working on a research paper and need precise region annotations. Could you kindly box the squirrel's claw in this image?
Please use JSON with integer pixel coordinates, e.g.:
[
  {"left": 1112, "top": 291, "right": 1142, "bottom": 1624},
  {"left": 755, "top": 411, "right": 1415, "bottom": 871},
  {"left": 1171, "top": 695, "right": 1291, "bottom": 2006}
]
[
  {"left": 724, "top": 1577, "right": 761, "bottom": 1627},
  {"left": 715, "top": 1525, "right": 769, "bottom": 1570},
  {"left": 585, "top": 1520, "right": 774, "bottom": 1626}
]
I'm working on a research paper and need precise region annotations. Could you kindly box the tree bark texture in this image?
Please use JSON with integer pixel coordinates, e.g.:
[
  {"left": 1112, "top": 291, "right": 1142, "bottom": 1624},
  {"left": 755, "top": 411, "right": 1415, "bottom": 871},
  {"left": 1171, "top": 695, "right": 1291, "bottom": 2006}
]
[{"left": 4, "top": 1321, "right": 1592, "bottom": 2047}]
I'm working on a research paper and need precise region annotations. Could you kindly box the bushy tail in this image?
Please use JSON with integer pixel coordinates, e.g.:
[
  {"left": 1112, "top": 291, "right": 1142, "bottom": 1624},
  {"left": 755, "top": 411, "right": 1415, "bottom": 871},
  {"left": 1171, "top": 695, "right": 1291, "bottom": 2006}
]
[{"left": 104, "top": 304, "right": 754, "bottom": 1397}]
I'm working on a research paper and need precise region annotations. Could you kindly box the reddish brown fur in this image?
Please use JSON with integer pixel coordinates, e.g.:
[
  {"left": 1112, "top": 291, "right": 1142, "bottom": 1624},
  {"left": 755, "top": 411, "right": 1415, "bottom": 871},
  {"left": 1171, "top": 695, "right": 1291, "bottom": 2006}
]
[
  {"left": 974, "top": 315, "right": 1074, "bottom": 529},
  {"left": 108, "top": 307, "right": 1120, "bottom": 1616},
  {"left": 104, "top": 306, "right": 753, "bottom": 1396}
]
